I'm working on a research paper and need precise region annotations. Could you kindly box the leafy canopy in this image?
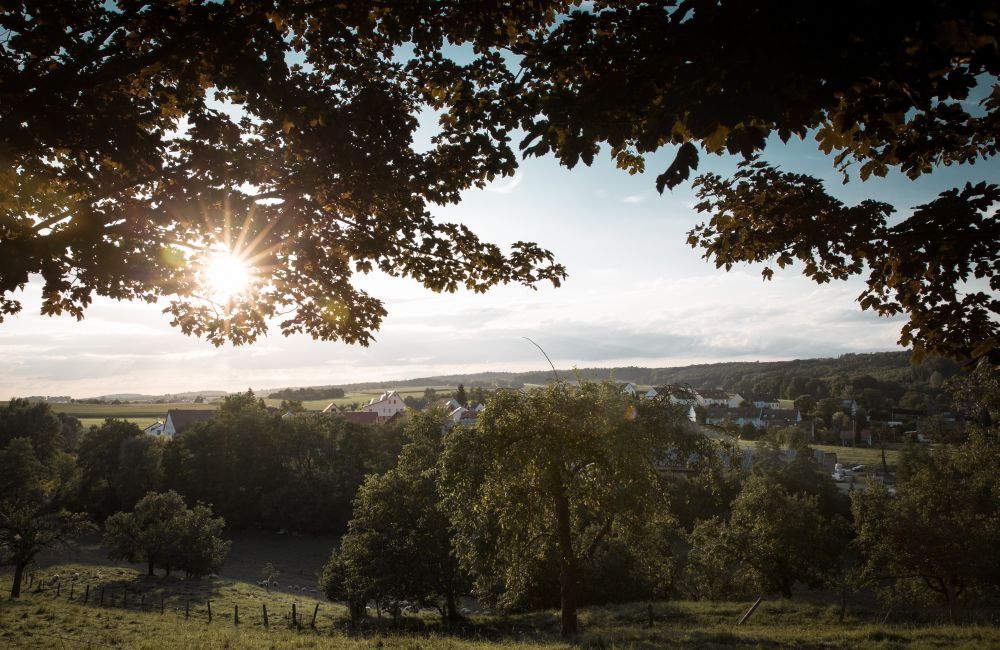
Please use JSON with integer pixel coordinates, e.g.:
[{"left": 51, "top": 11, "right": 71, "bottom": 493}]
[
  {"left": 3, "top": 2, "right": 997, "bottom": 358},
  {"left": 0, "top": 1, "right": 568, "bottom": 345},
  {"left": 103, "top": 489, "right": 230, "bottom": 577},
  {"left": 439, "top": 380, "right": 689, "bottom": 637}
]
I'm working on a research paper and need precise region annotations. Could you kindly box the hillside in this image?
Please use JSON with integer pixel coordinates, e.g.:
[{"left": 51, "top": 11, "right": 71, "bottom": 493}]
[{"left": 333, "top": 351, "right": 960, "bottom": 400}]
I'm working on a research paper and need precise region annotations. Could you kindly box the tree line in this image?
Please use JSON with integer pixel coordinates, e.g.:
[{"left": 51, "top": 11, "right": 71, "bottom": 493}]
[
  {"left": 267, "top": 386, "right": 346, "bottom": 402},
  {"left": 4, "top": 375, "right": 999, "bottom": 635},
  {"left": 320, "top": 374, "right": 1000, "bottom": 637},
  {"left": 0, "top": 390, "right": 407, "bottom": 597}
]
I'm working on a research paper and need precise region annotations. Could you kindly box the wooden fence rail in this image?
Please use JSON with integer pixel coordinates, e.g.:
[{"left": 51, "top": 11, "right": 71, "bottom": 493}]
[{"left": 16, "top": 578, "right": 339, "bottom": 633}]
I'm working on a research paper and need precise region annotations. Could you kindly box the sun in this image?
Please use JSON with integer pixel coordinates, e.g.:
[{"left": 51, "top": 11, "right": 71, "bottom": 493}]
[{"left": 200, "top": 250, "right": 254, "bottom": 302}]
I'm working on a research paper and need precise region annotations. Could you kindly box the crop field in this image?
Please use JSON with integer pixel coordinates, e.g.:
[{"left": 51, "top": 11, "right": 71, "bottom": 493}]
[
  {"left": 3, "top": 386, "right": 460, "bottom": 430},
  {"left": 43, "top": 402, "right": 218, "bottom": 418},
  {"left": 264, "top": 386, "right": 458, "bottom": 411}
]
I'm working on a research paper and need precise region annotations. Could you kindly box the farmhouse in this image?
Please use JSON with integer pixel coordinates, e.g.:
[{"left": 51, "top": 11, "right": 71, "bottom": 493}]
[
  {"left": 615, "top": 381, "right": 637, "bottom": 398},
  {"left": 143, "top": 420, "right": 165, "bottom": 436},
  {"left": 694, "top": 388, "right": 744, "bottom": 408},
  {"left": 162, "top": 409, "right": 216, "bottom": 437},
  {"left": 339, "top": 411, "right": 380, "bottom": 426},
  {"left": 644, "top": 385, "right": 697, "bottom": 404},
  {"left": 361, "top": 390, "right": 407, "bottom": 423}
]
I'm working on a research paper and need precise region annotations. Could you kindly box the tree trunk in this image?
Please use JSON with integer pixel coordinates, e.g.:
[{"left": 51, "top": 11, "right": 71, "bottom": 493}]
[
  {"left": 10, "top": 561, "right": 26, "bottom": 598},
  {"left": 944, "top": 577, "right": 959, "bottom": 624},
  {"left": 552, "top": 471, "right": 578, "bottom": 638},
  {"left": 349, "top": 599, "right": 367, "bottom": 625},
  {"left": 445, "top": 591, "right": 462, "bottom": 622}
]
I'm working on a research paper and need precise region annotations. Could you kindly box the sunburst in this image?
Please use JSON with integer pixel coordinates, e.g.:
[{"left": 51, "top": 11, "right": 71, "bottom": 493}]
[{"left": 200, "top": 249, "right": 255, "bottom": 303}]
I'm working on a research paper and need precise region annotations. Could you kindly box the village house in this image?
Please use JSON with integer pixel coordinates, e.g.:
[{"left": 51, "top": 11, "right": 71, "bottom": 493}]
[
  {"left": 361, "top": 390, "right": 407, "bottom": 423},
  {"left": 615, "top": 381, "right": 637, "bottom": 398},
  {"left": 759, "top": 408, "right": 802, "bottom": 428},
  {"left": 162, "top": 409, "right": 216, "bottom": 437},
  {"left": 143, "top": 420, "right": 165, "bottom": 436},
  {"left": 644, "top": 385, "right": 697, "bottom": 405},
  {"left": 694, "top": 388, "right": 745, "bottom": 408},
  {"left": 322, "top": 402, "right": 391, "bottom": 425},
  {"left": 742, "top": 393, "right": 781, "bottom": 409}
]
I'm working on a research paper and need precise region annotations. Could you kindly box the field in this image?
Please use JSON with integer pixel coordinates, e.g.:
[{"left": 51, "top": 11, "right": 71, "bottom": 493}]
[
  {"left": 263, "top": 386, "right": 458, "bottom": 411},
  {"left": 2, "top": 386, "right": 459, "bottom": 429},
  {"left": 807, "top": 442, "right": 902, "bottom": 474},
  {"left": 3, "top": 570, "right": 998, "bottom": 648},
  {"left": 1, "top": 532, "right": 997, "bottom": 649},
  {"left": 726, "top": 436, "right": 903, "bottom": 474}
]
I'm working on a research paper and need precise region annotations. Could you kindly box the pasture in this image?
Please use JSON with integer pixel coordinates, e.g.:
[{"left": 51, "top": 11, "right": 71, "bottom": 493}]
[
  {"left": 3, "top": 564, "right": 999, "bottom": 649},
  {"left": 2, "top": 532, "right": 995, "bottom": 649}
]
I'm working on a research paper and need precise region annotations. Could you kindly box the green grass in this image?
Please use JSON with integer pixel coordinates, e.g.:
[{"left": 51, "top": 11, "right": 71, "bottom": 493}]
[
  {"left": 264, "top": 386, "right": 459, "bottom": 411},
  {"left": 6, "top": 385, "right": 461, "bottom": 424},
  {"left": 2, "top": 575, "right": 998, "bottom": 649},
  {"left": 807, "top": 443, "right": 902, "bottom": 474},
  {"left": 77, "top": 417, "right": 161, "bottom": 430},
  {"left": 25, "top": 402, "right": 217, "bottom": 419},
  {"left": 5, "top": 533, "right": 998, "bottom": 648},
  {"left": 732, "top": 437, "right": 903, "bottom": 475}
]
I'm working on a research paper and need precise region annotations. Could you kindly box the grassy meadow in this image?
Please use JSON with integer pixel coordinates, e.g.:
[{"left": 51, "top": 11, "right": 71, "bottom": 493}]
[
  {"left": 3, "top": 567, "right": 999, "bottom": 648},
  {"left": 1, "top": 532, "right": 996, "bottom": 649}
]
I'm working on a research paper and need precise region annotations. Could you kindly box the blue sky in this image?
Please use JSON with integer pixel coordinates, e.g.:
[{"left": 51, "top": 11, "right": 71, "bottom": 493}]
[{"left": 1, "top": 129, "right": 996, "bottom": 399}]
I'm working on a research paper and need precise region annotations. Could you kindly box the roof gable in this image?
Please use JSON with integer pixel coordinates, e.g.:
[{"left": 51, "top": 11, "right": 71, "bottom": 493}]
[{"left": 165, "top": 409, "right": 216, "bottom": 432}]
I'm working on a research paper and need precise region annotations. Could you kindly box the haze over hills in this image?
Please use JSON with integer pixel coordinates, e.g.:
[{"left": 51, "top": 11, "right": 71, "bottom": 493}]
[{"left": 62, "top": 350, "right": 957, "bottom": 403}]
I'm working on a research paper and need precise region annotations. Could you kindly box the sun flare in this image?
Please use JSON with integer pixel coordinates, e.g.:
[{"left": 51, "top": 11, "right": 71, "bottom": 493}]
[{"left": 201, "top": 251, "right": 253, "bottom": 302}]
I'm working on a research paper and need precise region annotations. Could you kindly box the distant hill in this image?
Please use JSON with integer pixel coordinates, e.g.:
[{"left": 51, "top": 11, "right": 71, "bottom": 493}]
[
  {"left": 89, "top": 390, "right": 229, "bottom": 402},
  {"left": 40, "top": 351, "right": 960, "bottom": 411},
  {"left": 333, "top": 351, "right": 960, "bottom": 400}
]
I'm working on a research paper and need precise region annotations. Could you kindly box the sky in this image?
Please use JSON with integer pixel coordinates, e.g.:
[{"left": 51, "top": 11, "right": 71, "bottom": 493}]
[{"left": 2, "top": 126, "right": 997, "bottom": 399}]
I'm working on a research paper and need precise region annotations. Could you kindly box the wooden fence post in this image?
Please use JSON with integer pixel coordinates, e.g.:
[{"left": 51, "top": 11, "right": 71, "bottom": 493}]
[
  {"left": 207, "top": 600, "right": 212, "bottom": 623},
  {"left": 99, "top": 587, "right": 105, "bottom": 606},
  {"left": 185, "top": 599, "right": 190, "bottom": 619},
  {"left": 736, "top": 596, "right": 763, "bottom": 626},
  {"left": 84, "top": 584, "right": 90, "bottom": 604},
  {"left": 69, "top": 584, "right": 74, "bottom": 600},
  {"left": 262, "top": 603, "right": 269, "bottom": 628},
  {"left": 292, "top": 603, "right": 297, "bottom": 628},
  {"left": 311, "top": 603, "right": 319, "bottom": 629},
  {"left": 234, "top": 604, "right": 239, "bottom": 625}
]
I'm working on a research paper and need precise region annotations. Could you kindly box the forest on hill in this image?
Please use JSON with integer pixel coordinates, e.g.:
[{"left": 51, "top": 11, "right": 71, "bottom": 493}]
[{"left": 335, "top": 352, "right": 962, "bottom": 415}]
